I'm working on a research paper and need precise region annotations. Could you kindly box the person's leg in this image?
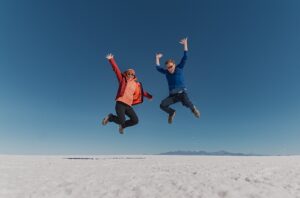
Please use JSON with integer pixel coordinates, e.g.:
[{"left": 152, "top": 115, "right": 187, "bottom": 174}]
[
  {"left": 123, "top": 106, "right": 139, "bottom": 128},
  {"left": 160, "top": 94, "right": 180, "bottom": 123},
  {"left": 180, "top": 92, "right": 200, "bottom": 118},
  {"left": 109, "top": 102, "right": 126, "bottom": 125},
  {"left": 180, "top": 92, "right": 194, "bottom": 110},
  {"left": 160, "top": 94, "right": 179, "bottom": 115}
]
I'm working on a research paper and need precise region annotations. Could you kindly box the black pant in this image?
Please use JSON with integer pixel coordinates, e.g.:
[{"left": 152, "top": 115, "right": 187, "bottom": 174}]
[
  {"left": 109, "top": 101, "right": 139, "bottom": 128},
  {"left": 160, "top": 91, "right": 194, "bottom": 115}
]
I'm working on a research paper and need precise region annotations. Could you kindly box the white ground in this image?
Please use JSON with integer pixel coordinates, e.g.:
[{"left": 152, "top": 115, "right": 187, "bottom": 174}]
[{"left": 0, "top": 155, "right": 300, "bottom": 198}]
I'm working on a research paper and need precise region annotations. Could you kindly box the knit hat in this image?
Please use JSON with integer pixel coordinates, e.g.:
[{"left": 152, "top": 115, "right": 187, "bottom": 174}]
[{"left": 125, "top": 69, "right": 135, "bottom": 75}]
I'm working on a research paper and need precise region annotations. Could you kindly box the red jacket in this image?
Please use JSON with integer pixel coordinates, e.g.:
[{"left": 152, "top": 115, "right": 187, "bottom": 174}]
[{"left": 108, "top": 58, "right": 153, "bottom": 105}]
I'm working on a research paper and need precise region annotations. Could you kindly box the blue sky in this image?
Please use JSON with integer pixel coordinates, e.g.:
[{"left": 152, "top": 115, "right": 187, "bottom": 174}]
[{"left": 0, "top": 0, "right": 299, "bottom": 155}]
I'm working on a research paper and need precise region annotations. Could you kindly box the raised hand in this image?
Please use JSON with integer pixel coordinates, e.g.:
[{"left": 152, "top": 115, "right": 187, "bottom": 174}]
[
  {"left": 179, "top": 37, "right": 188, "bottom": 45},
  {"left": 179, "top": 37, "right": 188, "bottom": 51},
  {"left": 156, "top": 53, "right": 163, "bottom": 59},
  {"left": 106, "top": 53, "right": 114, "bottom": 60},
  {"left": 156, "top": 53, "right": 163, "bottom": 66}
]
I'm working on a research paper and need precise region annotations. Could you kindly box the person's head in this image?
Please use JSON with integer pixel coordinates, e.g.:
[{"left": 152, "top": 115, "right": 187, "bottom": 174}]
[
  {"left": 124, "top": 69, "right": 136, "bottom": 80},
  {"left": 165, "top": 59, "right": 176, "bottom": 74}
]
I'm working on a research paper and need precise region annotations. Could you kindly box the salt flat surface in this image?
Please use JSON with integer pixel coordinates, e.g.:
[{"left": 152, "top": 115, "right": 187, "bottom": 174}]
[{"left": 0, "top": 155, "right": 300, "bottom": 198}]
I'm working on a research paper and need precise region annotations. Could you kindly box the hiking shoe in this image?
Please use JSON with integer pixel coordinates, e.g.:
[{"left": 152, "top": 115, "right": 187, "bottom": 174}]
[
  {"left": 192, "top": 107, "right": 200, "bottom": 118},
  {"left": 102, "top": 114, "right": 112, "bottom": 125},
  {"left": 168, "top": 111, "right": 176, "bottom": 124},
  {"left": 119, "top": 125, "right": 124, "bottom": 134}
]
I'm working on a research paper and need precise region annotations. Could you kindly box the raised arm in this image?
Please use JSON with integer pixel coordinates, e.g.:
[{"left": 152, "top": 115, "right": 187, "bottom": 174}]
[
  {"left": 177, "top": 38, "right": 188, "bottom": 69},
  {"left": 155, "top": 53, "right": 166, "bottom": 74},
  {"left": 106, "top": 53, "right": 122, "bottom": 83}
]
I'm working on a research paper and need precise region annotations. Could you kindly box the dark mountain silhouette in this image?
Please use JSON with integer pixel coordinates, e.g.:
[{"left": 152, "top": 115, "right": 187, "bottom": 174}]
[{"left": 159, "top": 150, "right": 265, "bottom": 156}]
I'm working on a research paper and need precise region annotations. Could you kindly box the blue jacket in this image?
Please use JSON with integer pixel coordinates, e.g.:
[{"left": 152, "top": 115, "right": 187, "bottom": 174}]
[{"left": 156, "top": 51, "right": 187, "bottom": 94}]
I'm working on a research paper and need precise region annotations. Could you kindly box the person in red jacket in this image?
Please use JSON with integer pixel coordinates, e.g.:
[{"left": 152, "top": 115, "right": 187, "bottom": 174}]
[{"left": 102, "top": 53, "right": 153, "bottom": 134}]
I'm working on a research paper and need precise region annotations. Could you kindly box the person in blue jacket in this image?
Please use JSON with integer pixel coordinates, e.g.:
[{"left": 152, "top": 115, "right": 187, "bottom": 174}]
[{"left": 155, "top": 38, "right": 200, "bottom": 124}]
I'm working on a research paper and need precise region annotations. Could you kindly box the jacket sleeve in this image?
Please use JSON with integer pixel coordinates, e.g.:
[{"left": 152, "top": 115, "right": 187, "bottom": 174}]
[
  {"left": 156, "top": 66, "right": 167, "bottom": 74},
  {"left": 109, "top": 58, "right": 123, "bottom": 83},
  {"left": 177, "top": 51, "right": 187, "bottom": 69},
  {"left": 143, "top": 91, "right": 153, "bottom": 99}
]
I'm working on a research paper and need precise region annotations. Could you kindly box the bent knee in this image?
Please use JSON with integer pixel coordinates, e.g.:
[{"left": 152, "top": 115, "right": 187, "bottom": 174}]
[
  {"left": 160, "top": 102, "right": 167, "bottom": 109},
  {"left": 160, "top": 103, "right": 164, "bottom": 109},
  {"left": 132, "top": 117, "right": 139, "bottom": 125}
]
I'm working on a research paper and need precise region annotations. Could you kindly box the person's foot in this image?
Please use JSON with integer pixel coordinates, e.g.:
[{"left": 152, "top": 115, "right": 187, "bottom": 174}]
[
  {"left": 102, "top": 114, "right": 112, "bottom": 125},
  {"left": 168, "top": 111, "right": 176, "bottom": 124},
  {"left": 192, "top": 107, "right": 200, "bottom": 118},
  {"left": 119, "top": 125, "right": 124, "bottom": 134}
]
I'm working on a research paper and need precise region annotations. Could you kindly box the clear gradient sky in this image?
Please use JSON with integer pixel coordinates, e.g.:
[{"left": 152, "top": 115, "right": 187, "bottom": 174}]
[{"left": 0, "top": 0, "right": 299, "bottom": 155}]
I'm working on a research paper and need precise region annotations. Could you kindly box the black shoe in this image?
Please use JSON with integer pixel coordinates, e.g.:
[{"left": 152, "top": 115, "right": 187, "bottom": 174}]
[
  {"left": 192, "top": 107, "right": 200, "bottom": 118},
  {"left": 168, "top": 111, "right": 176, "bottom": 124},
  {"left": 102, "top": 114, "right": 112, "bottom": 126},
  {"left": 119, "top": 125, "right": 124, "bottom": 134}
]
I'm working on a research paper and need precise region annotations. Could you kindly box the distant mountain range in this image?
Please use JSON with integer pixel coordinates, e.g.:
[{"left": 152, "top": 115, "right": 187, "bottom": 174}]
[{"left": 158, "top": 150, "right": 265, "bottom": 156}]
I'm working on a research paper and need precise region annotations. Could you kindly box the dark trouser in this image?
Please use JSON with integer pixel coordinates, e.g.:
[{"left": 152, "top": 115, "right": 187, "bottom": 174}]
[
  {"left": 109, "top": 101, "right": 139, "bottom": 128},
  {"left": 160, "top": 91, "right": 195, "bottom": 115}
]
